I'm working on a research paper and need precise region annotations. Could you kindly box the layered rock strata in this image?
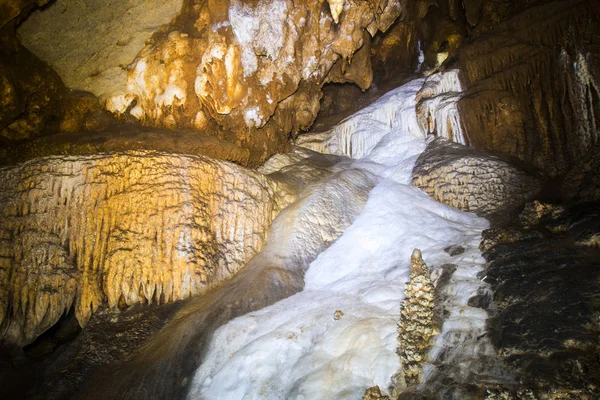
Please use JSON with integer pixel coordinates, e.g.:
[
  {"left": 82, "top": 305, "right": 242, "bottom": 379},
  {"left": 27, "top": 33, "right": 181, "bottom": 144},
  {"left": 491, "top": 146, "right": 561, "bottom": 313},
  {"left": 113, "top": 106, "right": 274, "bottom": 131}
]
[{"left": 0, "top": 151, "right": 292, "bottom": 347}]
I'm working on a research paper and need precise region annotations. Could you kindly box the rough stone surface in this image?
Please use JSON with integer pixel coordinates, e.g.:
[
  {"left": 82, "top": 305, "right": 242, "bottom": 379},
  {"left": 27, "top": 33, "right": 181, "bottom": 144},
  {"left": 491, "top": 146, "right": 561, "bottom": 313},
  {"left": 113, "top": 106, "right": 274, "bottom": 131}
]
[
  {"left": 16, "top": 0, "right": 405, "bottom": 163},
  {"left": 0, "top": 37, "right": 65, "bottom": 140},
  {"left": 18, "top": 0, "right": 184, "bottom": 100},
  {"left": 560, "top": 143, "right": 600, "bottom": 204},
  {"left": 0, "top": 302, "right": 183, "bottom": 400},
  {"left": 0, "top": 151, "right": 291, "bottom": 347},
  {"left": 363, "top": 385, "right": 391, "bottom": 400},
  {"left": 0, "top": 125, "right": 254, "bottom": 167},
  {"left": 457, "top": 0, "right": 600, "bottom": 175},
  {"left": 411, "top": 138, "right": 542, "bottom": 218},
  {"left": 0, "top": 0, "right": 48, "bottom": 30},
  {"left": 392, "top": 249, "right": 436, "bottom": 394},
  {"left": 483, "top": 201, "right": 600, "bottom": 399}
]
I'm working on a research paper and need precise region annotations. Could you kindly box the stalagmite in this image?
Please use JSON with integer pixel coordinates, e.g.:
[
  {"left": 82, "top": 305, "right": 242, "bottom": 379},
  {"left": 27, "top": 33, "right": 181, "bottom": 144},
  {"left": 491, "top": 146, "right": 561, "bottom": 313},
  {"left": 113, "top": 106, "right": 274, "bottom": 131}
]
[
  {"left": 363, "top": 386, "right": 390, "bottom": 400},
  {"left": 392, "top": 249, "right": 436, "bottom": 393}
]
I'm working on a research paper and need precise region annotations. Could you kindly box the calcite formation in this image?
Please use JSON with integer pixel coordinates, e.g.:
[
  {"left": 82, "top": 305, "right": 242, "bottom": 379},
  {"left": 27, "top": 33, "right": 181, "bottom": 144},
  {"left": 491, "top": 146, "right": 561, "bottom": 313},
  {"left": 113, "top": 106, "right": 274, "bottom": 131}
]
[
  {"left": 0, "top": 151, "right": 291, "bottom": 347},
  {"left": 18, "top": 0, "right": 406, "bottom": 163},
  {"left": 457, "top": 0, "right": 600, "bottom": 175},
  {"left": 363, "top": 386, "right": 390, "bottom": 400},
  {"left": 393, "top": 249, "right": 436, "bottom": 390},
  {"left": 411, "top": 138, "right": 542, "bottom": 217}
]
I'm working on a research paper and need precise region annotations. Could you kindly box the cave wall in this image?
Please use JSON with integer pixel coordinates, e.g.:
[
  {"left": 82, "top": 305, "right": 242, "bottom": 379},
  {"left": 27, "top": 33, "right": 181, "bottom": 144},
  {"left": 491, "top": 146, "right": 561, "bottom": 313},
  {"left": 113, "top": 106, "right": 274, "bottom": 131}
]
[
  {"left": 370, "top": 0, "right": 600, "bottom": 176},
  {"left": 457, "top": 0, "right": 600, "bottom": 176},
  {"left": 15, "top": 0, "right": 406, "bottom": 164},
  {"left": 0, "top": 151, "right": 293, "bottom": 347}
]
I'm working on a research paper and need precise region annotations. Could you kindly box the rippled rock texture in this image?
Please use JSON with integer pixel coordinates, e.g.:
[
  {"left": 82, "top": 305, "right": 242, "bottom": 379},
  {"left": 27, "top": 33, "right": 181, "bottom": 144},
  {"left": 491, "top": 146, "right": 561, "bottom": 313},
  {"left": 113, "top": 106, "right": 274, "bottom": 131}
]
[
  {"left": 457, "top": 0, "right": 600, "bottom": 175},
  {"left": 0, "top": 151, "right": 291, "bottom": 347},
  {"left": 411, "top": 138, "right": 542, "bottom": 218}
]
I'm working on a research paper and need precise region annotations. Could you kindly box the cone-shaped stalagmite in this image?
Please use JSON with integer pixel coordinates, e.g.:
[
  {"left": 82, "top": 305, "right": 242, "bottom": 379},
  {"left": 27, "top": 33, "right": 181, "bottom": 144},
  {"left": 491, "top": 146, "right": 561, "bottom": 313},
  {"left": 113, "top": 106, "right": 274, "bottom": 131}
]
[{"left": 394, "top": 249, "right": 436, "bottom": 390}]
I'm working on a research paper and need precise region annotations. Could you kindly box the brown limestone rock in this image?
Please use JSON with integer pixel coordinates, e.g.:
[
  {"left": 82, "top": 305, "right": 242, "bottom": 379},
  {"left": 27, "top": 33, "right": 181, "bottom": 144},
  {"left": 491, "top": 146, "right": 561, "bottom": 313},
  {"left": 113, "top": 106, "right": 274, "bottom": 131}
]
[
  {"left": 0, "top": 126, "right": 253, "bottom": 167},
  {"left": 0, "top": 0, "right": 49, "bottom": 30},
  {"left": 457, "top": 0, "right": 600, "bottom": 176},
  {"left": 0, "top": 38, "right": 66, "bottom": 141},
  {"left": 411, "top": 138, "right": 542, "bottom": 218},
  {"left": 18, "top": 0, "right": 406, "bottom": 164},
  {"left": 0, "top": 151, "right": 292, "bottom": 347},
  {"left": 17, "top": 0, "right": 185, "bottom": 100},
  {"left": 363, "top": 385, "right": 391, "bottom": 400},
  {"left": 59, "top": 91, "right": 115, "bottom": 134},
  {"left": 560, "top": 143, "right": 600, "bottom": 204}
]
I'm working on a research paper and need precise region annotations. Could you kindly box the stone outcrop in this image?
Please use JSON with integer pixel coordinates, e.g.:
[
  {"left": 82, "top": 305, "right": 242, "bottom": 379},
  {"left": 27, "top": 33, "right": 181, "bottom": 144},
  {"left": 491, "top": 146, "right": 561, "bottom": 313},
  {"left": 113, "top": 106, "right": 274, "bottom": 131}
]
[
  {"left": 0, "top": 126, "right": 254, "bottom": 167},
  {"left": 411, "top": 138, "right": 542, "bottom": 218},
  {"left": 0, "top": 33, "right": 66, "bottom": 141},
  {"left": 17, "top": 0, "right": 406, "bottom": 163},
  {"left": 0, "top": 151, "right": 292, "bottom": 347}
]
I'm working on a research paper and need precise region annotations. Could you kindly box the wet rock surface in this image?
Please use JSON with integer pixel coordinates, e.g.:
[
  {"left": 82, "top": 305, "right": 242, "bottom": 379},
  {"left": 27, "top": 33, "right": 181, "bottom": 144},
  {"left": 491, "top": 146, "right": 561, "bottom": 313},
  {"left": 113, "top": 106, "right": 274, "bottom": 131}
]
[{"left": 482, "top": 201, "right": 600, "bottom": 398}]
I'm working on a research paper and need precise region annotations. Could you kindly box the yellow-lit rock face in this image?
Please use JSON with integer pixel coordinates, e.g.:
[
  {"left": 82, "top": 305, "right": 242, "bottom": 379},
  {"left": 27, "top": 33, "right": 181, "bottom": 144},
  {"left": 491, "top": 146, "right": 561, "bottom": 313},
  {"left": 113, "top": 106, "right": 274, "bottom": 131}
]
[
  {"left": 0, "top": 151, "right": 292, "bottom": 347},
  {"left": 18, "top": 0, "right": 405, "bottom": 163},
  {"left": 17, "top": 0, "right": 185, "bottom": 100},
  {"left": 393, "top": 249, "right": 436, "bottom": 391}
]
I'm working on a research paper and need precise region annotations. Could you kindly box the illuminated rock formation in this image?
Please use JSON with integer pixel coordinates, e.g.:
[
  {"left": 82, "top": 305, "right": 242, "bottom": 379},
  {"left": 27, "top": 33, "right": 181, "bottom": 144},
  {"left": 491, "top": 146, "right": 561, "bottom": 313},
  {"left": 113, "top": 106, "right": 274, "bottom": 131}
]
[
  {"left": 17, "top": 0, "right": 185, "bottom": 101},
  {"left": 411, "top": 138, "right": 542, "bottom": 217},
  {"left": 363, "top": 386, "right": 390, "bottom": 400},
  {"left": 0, "top": 151, "right": 292, "bottom": 347},
  {"left": 393, "top": 249, "right": 436, "bottom": 391},
  {"left": 17, "top": 0, "right": 406, "bottom": 163},
  {"left": 457, "top": 0, "right": 600, "bottom": 175}
]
